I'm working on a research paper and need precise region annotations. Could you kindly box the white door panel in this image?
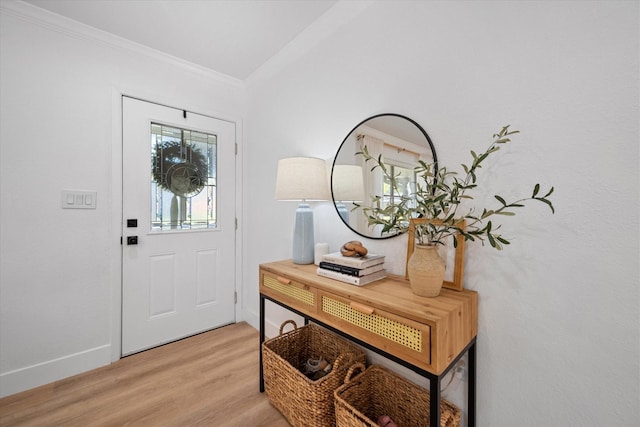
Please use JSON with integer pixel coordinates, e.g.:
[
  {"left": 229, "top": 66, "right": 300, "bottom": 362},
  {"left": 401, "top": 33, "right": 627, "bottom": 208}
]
[{"left": 122, "top": 97, "right": 235, "bottom": 355}]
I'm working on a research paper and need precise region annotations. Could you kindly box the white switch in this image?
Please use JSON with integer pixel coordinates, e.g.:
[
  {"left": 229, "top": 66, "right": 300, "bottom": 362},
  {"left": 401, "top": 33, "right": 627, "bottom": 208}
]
[{"left": 62, "top": 190, "right": 97, "bottom": 209}]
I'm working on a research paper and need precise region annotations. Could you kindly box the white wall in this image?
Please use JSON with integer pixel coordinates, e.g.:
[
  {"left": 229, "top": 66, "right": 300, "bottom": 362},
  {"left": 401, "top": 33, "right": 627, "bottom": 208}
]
[
  {"left": 245, "top": 1, "right": 639, "bottom": 425},
  {"left": 0, "top": 2, "right": 245, "bottom": 397}
]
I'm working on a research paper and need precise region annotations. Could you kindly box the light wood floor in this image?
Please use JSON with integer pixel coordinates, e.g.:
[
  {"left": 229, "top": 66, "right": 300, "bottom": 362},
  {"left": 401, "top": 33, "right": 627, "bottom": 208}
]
[{"left": 0, "top": 322, "right": 290, "bottom": 426}]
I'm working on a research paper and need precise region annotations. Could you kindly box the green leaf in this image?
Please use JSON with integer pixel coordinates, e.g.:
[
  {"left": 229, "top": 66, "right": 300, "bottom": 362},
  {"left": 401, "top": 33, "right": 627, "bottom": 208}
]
[
  {"left": 495, "top": 195, "right": 507, "bottom": 206},
  {"left": 487, "top": 233, "right": 497, "bottom": 247},
  {"left": 481, "top": 209, "right": 494, "bottom": 219},
  {"left": 539, "top": 198, "right": 555, "bottom": 214},
  {"left": 495, "top": 211, "right": 516, "bottom": 216},
  {"left": 544, "top": 186, "right": 555, "bottom": 198},
  {"left": 532, "top": 183, "right": 540, "bottom": 197}
]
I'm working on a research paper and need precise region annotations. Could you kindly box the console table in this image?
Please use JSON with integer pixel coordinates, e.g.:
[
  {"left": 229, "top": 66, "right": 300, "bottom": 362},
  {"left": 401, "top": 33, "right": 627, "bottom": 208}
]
[{"left": 259, "top": 260, "right": 478, "bottom": 427}]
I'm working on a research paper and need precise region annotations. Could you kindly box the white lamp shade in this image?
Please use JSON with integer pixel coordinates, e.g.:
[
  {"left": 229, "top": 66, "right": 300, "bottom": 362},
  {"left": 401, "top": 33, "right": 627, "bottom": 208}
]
[
  {"left": 332, "top": 165, "right": 365, "bottom": 202},
  {"left": 275, "top": 157, "right": 331, "bottom": 201}
]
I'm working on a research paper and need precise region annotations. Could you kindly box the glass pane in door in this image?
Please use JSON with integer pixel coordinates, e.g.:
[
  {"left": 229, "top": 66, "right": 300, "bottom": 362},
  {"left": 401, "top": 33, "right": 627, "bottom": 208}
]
[{"left": 150, "top": 123, "right": 218, "bottom": 231}]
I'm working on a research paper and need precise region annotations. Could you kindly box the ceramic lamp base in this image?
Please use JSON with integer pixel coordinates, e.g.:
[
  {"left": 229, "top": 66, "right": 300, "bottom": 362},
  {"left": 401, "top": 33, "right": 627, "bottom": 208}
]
[
  {"left": 336, "top": 202, "right": 349, "bottom": 224},
  {"left": 292, "top": 203, "right": 315, "bottom": 264}
]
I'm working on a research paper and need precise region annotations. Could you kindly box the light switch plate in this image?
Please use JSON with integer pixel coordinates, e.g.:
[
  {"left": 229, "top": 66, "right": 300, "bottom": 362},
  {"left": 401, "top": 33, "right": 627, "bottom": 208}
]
[{"left": 62, "top": 190, "right": 97, "bottom": 209}]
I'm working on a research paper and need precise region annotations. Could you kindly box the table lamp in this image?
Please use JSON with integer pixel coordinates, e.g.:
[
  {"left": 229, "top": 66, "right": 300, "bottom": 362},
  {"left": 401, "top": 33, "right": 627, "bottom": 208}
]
[
  {"left": 275, "top": 157, "right": 330, "bottom": 264},
  {"left": 331, "top": 164, "right": 365, "bottom": 224}
]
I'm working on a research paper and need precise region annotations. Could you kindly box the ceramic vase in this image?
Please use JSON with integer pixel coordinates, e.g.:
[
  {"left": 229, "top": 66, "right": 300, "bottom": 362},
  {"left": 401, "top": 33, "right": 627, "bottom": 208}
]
[{"left": 407, "top": 244, "right": 446, "bottom": 297}]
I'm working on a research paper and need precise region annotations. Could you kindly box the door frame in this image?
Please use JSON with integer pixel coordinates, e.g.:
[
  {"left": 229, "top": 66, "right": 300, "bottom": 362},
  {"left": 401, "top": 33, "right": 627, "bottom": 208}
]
[{"left": 109, "top": 89, "right": 244, "bottom": 362}]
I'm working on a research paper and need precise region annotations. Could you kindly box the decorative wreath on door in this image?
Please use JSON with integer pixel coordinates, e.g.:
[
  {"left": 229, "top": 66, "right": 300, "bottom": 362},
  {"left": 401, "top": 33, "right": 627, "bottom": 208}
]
[{"left": 152, "top": 141, "right": 208, "bottom": 198}]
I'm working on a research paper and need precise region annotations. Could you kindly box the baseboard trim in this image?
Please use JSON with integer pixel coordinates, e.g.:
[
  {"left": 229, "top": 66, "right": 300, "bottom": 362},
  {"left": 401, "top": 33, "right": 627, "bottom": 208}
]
[
  {"left": 241, "top": 307, "right": 300, "bottom": 340},
  {"left": 0, "top": 344, "right": 111, "bottom": 398}
]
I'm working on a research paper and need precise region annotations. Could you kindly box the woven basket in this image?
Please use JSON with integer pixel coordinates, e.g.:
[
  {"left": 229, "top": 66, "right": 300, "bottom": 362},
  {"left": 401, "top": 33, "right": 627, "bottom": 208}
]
[
  {"left": 263, "top": 320, "right": 366, "bottom": 427},
  {"left": 334, "top": 364, "right": 461, "bottom": 427}
]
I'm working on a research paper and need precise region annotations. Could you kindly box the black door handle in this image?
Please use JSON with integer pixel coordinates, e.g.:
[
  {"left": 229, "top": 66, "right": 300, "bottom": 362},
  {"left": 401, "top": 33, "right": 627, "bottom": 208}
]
[{"left": 127, "top": 236, "right": 138, "bottom": 245}]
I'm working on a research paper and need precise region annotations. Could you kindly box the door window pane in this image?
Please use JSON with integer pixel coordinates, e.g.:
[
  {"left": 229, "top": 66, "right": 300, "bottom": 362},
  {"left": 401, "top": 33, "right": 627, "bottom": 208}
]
[{"left": 151, "top": 123, "right": 217, "bottom": 231}]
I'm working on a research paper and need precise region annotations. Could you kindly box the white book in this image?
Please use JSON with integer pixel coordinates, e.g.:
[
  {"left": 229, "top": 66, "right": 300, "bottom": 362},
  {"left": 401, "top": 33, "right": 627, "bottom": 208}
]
[
  {"left": 320, "top": 252, "right": 385, "bottom": 269},
  {"left": 317, "top": 267, "right": 387, "bottom": 286},
  {"left": 318, "top": 261, "right": 385, "bottom": 277}
]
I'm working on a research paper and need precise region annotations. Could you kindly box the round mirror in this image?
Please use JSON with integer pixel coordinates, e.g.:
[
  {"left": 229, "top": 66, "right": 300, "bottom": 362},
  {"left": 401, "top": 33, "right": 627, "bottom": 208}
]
[{"left": 331, "top": 114, "right": 437, "bottom": 239}]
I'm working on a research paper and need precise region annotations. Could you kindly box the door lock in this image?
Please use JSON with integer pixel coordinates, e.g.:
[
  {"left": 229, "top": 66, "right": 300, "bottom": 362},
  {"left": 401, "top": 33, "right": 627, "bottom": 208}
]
[{"left": 127, "top": 236, "right": 138, "bottom": 245}]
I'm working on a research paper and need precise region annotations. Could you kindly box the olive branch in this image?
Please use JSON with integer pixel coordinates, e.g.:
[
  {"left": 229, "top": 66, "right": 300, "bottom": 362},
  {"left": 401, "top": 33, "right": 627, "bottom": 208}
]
[{"left": 355, "top": 125, "right": 555, "bottom": 249}]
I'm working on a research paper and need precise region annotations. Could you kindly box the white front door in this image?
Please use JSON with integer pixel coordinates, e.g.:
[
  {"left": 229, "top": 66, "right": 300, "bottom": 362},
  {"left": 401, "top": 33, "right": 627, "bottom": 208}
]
[{"left": 121, "top": 96, "right": 236, "bottom": 355}]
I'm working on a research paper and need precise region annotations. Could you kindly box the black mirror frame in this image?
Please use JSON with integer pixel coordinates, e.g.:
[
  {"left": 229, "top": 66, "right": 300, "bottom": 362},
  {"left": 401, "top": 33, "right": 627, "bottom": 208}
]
[{"left": 331, "top": 113, "right": 438, "bottom": 240}]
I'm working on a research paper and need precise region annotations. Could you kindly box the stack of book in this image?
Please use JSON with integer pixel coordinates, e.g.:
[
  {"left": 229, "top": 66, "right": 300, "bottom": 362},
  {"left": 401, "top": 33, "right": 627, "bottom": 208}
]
[{"left": 317, "top": 252, "right": 386, "bottom": 286}]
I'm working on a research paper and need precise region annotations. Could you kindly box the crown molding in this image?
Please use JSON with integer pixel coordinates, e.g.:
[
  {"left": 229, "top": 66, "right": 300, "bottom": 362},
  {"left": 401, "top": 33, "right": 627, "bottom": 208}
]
[{"left": 1, "top": 0, "right": 244, "bottom": 88}]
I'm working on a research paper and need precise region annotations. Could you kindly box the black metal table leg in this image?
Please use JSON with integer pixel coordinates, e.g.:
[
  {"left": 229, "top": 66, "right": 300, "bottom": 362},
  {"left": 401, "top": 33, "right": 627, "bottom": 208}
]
[
  {"left": 259, "top": 294, "right": 265, "bottom": 392},
  {"left": 430, "top": 375, "right": 441, "bottom": 427},
  {"left": 468, "top": 341, "right": 477, "bottom": 426}
]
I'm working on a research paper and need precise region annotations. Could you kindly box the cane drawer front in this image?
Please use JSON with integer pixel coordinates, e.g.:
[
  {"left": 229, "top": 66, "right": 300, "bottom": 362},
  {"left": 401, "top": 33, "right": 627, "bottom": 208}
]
[
  {"left": 260, "top": 270, "right": 317, "bottom": 316},
  {"left": 318, "top": 291, "right": 432, "bottom": 369}
]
